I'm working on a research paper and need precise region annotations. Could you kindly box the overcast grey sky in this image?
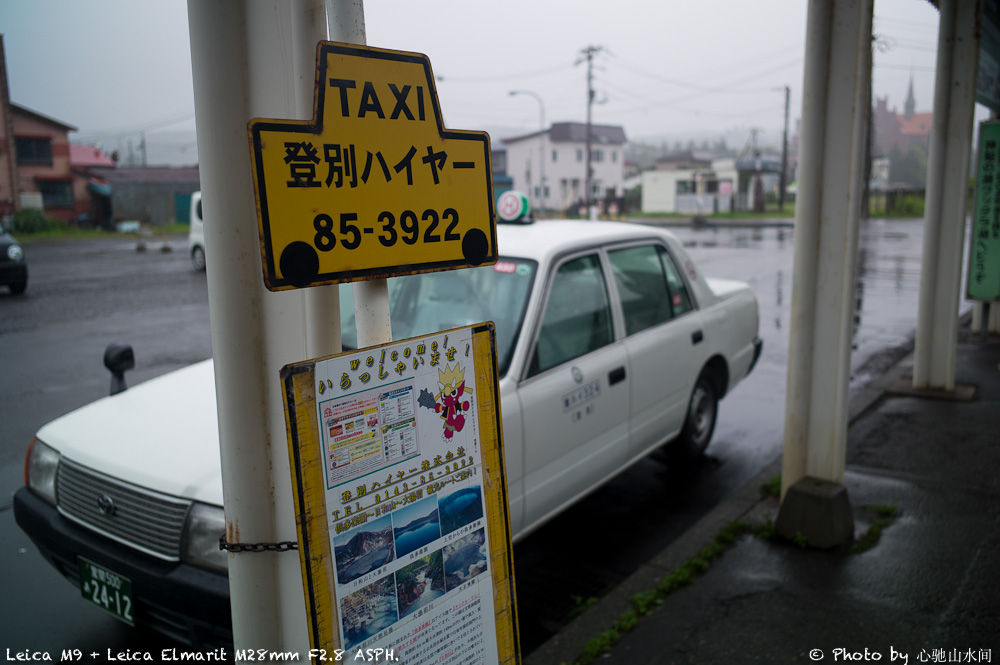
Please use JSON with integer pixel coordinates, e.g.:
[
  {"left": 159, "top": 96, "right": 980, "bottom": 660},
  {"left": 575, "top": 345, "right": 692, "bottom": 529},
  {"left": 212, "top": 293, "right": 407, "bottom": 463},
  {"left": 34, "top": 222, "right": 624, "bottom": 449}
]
[{"left": 1, "top": 0, "right": 946, "bottom": 166}]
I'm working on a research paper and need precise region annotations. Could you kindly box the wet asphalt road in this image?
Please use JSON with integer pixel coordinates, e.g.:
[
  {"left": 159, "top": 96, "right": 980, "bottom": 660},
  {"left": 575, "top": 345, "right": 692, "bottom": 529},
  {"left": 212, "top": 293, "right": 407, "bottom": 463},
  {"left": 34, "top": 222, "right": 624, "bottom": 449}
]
[{"left": 0, "top": 219, "right": 941, "bottom": 656}]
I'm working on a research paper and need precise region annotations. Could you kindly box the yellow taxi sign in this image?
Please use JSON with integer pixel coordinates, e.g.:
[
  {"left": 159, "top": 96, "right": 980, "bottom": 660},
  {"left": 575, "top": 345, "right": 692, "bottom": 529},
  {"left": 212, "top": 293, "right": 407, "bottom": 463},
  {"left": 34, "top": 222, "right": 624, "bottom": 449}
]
[{"left": 249, "top": 42, "right": 497, "bottom": 290}]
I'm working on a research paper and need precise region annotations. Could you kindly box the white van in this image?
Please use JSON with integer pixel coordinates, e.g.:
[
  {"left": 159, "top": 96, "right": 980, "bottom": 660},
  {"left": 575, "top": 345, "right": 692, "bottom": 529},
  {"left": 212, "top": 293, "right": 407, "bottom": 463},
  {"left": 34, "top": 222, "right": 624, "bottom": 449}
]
[{"left": 187, "top": 191, "right": 205, "bottom": 271}]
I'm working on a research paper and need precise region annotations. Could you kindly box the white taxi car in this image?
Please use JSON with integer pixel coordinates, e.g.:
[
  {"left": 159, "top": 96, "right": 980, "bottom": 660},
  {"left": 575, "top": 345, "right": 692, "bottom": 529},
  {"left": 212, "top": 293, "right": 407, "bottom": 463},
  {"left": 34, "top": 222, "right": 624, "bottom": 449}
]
[{"left": 15, "top": 217, "right": 761, "bottom": 646}]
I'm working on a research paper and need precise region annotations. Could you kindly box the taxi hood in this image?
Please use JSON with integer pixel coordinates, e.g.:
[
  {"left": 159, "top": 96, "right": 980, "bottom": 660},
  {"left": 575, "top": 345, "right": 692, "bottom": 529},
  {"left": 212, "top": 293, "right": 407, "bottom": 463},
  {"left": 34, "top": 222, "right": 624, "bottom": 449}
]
[{"left": 36, "top": 359, "right": 223, "bottom": 506}]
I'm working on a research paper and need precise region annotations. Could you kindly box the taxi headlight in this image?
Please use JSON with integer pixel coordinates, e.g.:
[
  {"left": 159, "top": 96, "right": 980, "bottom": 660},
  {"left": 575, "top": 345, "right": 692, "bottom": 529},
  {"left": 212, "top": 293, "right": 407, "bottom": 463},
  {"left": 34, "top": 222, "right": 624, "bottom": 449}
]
[
  {"left": 7, "top": 244, "right": 23, "bottom": 261},
  {"left": 181, "top": 502, "right": 228, "bottom": 574},
  {"left": 25, "top": 438, "right": 60, "bottom": 506}
]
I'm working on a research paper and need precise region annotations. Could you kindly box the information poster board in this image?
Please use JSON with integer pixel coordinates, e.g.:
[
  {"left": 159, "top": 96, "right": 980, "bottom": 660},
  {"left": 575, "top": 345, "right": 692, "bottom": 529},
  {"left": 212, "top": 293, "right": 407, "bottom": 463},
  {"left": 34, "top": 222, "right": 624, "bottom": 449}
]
[
  {"left": 281, "top": 324, "right": 519, "bottom": 664},
  {"left": 968, "top": 120, "right": 1000, "bottom": 301}
]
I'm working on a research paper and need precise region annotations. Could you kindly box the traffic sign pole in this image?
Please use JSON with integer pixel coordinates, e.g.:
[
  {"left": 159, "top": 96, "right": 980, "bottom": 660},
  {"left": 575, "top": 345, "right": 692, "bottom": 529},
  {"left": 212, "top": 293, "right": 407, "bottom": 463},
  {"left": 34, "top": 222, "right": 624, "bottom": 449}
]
[
  {"left": 297, "top": 2, "right": 344, "bottom": 360},
  {"left": 326, "top": 0, "right": 394, "bottom": 350}
]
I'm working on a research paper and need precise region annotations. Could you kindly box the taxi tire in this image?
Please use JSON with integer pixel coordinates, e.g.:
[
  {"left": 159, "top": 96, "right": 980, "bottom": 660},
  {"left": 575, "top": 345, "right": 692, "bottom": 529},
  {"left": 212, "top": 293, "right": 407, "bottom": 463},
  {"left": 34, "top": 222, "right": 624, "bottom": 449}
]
[
  {"left": 672, "top": 372, "right": 718, "bottom": 462},
  {"left": 191, "top": 246, "right": 206, "bottom": 272}
]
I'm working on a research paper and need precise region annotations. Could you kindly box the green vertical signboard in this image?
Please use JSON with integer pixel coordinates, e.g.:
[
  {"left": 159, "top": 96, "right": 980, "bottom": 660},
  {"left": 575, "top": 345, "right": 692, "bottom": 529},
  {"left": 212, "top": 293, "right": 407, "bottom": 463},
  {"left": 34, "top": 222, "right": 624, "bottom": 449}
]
[{"left": 968, "top": 121, "right": 1000, "bottom": 301}]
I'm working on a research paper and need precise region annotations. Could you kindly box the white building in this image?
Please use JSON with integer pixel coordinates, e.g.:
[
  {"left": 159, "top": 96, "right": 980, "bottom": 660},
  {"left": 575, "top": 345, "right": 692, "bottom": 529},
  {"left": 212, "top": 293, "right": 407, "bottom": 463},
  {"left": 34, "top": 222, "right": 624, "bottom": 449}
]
[
  {"left": 641, "top": 154, "right": 783, "bottom": 214},
  {"left": 502, "top": 122, "right": 627, "bottom": 215}
]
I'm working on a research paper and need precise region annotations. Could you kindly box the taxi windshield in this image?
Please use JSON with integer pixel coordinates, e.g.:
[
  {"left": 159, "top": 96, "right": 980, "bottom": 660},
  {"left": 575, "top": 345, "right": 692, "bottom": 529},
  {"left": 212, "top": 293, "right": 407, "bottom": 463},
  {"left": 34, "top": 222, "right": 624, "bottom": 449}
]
[{"left": 340, "top": 258, "right": 537, "bottom": 376}]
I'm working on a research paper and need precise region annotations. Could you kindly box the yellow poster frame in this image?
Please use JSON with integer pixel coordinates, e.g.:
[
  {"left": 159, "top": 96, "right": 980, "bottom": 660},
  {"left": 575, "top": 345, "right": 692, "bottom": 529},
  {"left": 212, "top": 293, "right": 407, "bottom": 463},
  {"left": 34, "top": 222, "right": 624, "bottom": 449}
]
[{"left": 281, "top": 323, "right": 519, "bottom": 662}]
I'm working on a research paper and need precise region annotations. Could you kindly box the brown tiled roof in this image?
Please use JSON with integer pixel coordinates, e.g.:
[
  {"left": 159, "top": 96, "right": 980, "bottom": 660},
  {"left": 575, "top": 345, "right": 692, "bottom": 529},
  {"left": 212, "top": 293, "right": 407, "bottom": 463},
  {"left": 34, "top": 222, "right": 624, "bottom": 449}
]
[
  {"left": 10, "top": 103, "right": 77, "bottom": 132},
  {"left": 900, "top": 112, "right": 932, "bottom": 136}
]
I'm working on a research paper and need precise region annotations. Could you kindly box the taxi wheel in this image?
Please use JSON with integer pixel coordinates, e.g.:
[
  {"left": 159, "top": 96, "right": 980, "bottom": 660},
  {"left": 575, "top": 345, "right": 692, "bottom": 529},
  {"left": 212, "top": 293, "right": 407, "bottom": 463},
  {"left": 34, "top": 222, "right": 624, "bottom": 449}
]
[
  {"left": 673, "top": 372, "right": 718, "bottom": 461},
  {"left": 191, "top": 246, "right": 206, "bottom": 272},
  {"left": 9, "top": 275, "right": 27, "bottom": 295}
]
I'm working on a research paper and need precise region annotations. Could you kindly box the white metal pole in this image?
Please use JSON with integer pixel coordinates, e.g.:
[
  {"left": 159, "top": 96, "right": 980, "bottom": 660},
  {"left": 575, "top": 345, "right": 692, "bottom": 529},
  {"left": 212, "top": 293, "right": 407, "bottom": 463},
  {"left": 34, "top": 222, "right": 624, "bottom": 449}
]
[
  {"left": 538, "top": 101, "right": 546, "bottom": 217},
  {"left": 325, "top": 0, "right": 393, "bottom": 349},
  {"left": 913, "top": 0, "right": 981, "bottom": 390},
  {"left": 509, "top": 90, "right": 546, "bottom": 216},
  {"left": 781, "top": 0, "right": 872, "bottom": 498},
  {"left": 295, "top": 3, "right": 342, "bottom": 360},
  {"left": 188, "top": 0, "right": 311, "bottom": 652}
]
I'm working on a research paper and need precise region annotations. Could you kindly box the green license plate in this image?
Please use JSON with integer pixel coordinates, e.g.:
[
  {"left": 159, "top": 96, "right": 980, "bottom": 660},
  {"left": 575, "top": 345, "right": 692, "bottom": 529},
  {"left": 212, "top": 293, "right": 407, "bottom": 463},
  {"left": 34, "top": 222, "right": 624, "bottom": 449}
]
[{"left": 78, "top": 557, "right": 134, "bottom": 625}]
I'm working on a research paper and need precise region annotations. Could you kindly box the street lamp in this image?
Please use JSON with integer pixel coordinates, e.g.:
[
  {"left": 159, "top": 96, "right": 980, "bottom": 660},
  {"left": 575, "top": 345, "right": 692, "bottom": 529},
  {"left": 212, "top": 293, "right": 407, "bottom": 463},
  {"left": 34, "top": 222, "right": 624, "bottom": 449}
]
[{"left": 509, "top": 90, "right": 546, "bottom": 216}]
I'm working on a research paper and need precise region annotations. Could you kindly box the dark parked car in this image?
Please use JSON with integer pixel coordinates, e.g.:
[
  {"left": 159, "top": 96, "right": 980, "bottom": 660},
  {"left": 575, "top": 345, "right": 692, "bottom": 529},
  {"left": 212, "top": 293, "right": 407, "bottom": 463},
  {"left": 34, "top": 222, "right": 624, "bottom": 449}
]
[{"left": 0, "top": 220, "right": 28, "bottom": 294}]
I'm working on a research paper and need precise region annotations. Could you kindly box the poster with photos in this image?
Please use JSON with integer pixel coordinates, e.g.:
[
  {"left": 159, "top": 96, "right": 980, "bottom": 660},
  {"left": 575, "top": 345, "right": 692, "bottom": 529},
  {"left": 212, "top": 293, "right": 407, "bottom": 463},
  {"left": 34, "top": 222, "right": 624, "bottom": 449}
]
[{"left": 282, "top": 324, "right": 518, "bottom": 664}]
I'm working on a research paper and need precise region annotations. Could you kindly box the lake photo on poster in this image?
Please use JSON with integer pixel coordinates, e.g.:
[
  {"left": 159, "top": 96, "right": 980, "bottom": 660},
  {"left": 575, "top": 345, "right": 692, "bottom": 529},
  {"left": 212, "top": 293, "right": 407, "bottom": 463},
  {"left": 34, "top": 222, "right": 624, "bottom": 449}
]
[
  {"left": 438, "top": 485, "right": 483, "bottom": 535},
  {"left": 392, "top": 495, "right": 441, "bottom": 558}
]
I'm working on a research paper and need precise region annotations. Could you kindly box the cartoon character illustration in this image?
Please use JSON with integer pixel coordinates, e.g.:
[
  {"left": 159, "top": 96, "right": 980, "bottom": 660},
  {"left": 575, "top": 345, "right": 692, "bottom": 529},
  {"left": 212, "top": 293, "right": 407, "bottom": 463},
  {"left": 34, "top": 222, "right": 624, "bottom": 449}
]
[{"left": 418, "top": 363, "right": 473, "bottom": 440}]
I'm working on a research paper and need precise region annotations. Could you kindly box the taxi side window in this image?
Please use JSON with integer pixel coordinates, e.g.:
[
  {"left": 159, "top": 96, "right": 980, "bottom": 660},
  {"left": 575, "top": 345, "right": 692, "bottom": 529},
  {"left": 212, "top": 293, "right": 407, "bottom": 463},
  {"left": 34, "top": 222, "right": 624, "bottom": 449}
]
[
  {"left": 528, "top": 254, "right": 613, "bottom": 377},
  {"left": 659, "top": 247, "right": 694, "bottom": 316},
  {"left": 608, "top": 244, "right": 673, "bottom": 336}
]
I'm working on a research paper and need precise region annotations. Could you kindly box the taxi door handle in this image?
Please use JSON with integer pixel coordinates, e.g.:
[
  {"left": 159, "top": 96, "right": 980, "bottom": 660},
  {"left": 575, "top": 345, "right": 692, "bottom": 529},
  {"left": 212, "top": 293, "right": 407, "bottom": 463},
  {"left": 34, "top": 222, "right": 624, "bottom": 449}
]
[
  {"left": 609, "top": 366, "right": 627, "bottom": 386},
  {"left": 691, "top": 330, "right": 704, "bottom": 345}
]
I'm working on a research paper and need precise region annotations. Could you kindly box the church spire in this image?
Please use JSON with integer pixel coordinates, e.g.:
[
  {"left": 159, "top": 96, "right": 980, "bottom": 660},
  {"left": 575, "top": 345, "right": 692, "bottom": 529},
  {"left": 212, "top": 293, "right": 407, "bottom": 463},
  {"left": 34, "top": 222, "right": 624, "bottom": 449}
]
[{"left": 904, "top": 72, "right": 916, "bottom": 119}]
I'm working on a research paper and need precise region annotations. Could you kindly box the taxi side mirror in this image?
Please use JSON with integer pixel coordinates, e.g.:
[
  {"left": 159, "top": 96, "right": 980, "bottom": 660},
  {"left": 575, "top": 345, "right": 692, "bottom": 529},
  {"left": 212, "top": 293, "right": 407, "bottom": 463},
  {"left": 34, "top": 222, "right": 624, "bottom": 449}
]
[{"left": 104, "top": 343, "right": 135, "bottom": 395}]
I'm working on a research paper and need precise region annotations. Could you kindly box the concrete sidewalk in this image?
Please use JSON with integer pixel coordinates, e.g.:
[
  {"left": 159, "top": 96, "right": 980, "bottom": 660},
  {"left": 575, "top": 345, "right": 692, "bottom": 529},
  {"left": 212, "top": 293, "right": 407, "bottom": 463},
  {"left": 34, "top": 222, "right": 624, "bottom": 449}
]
[{"left": 527, "top": 326, "right": 1000, "bottom": 665}]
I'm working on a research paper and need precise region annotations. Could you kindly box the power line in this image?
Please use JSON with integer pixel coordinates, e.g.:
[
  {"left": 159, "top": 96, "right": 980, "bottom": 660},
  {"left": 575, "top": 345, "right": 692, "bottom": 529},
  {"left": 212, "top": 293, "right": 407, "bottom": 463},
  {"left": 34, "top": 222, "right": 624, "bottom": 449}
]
[
  {"left": 77, "top": 111, "right": 196, "bottom": 140},
  {"left": 435, "top": 63, "right": 574, "bottom": 84}
]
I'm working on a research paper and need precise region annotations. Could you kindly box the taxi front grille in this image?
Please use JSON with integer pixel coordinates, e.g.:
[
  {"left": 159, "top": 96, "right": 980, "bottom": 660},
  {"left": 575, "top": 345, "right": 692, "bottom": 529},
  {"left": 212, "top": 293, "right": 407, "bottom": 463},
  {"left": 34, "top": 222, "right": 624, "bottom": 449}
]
[{"left": 56, "top": 459, "right": 191, "bottom": 560}]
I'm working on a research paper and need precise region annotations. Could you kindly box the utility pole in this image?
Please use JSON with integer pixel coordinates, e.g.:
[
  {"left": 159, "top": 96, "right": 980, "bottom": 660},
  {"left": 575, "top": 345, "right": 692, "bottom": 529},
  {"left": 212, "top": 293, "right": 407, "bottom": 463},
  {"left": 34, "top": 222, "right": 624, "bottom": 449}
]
[
  {"left": 577, "top": 45, "right": 603, "bottom": 217},
  {"left": 751, "top": 128, "right": 765, "bottom": 212},
  {"left": 780, "top": 85, "right": 790, "bottom": 212}
]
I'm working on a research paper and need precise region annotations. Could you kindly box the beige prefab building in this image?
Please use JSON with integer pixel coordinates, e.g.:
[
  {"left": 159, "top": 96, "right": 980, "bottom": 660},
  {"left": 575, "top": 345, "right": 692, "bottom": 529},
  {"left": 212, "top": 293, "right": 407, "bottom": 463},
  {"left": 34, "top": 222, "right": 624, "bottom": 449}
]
[{"left": 641, "top": 158, "right": 740, "bottom": 214}]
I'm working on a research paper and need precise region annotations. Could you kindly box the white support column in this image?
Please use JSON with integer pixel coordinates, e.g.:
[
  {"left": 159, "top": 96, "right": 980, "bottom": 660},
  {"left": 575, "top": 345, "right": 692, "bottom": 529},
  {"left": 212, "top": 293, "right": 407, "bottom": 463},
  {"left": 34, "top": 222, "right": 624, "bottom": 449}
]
[
  {"left": 990, "top": 301, "right": 1000, "bottom": 334},
  {"left": 777, "top": 0, "right": 871, "bottom": 547},
  {"left": 188, "top": 0, "right": 314, "bottom": 652},
  {"left": 972, "top": 301, "right": 984, "bottom": 334},
  {"left": 913, "top": 0, "right": 981, "bottom": 391}
]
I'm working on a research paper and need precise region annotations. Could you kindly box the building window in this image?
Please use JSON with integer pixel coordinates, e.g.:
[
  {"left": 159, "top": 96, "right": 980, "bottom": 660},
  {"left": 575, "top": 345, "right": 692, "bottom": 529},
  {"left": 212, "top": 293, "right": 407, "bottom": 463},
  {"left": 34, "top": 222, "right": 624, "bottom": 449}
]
[
  {"left": 591, "top": 149, "right": 604, "bottom": 163},
  {"left": 16, "top": 137, "right": 53, "bottom": 165},
  {"left": 38, "top": 180, "right": 74, "bottom": 208},
  {"left": 576, "top": 149, "right": 583, "bottom": 162},
  {"left": 552, "top": 149, "right": 558, "bottom": 163},
  {"left": 612, "top": 150, "right": 618, "bottom": 163}
]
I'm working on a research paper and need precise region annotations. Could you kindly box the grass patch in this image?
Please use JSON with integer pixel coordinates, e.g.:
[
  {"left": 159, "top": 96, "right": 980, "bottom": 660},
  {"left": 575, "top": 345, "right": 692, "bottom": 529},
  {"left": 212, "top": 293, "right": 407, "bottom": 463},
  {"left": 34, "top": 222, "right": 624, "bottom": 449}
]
[
  {"left": 16, "top": 226, "right": 111, "bottom": 243},
  {"left": 845, "top": 504, "right": 901, "bottom": 554},
  {"left": 567, "top": 595, "right": 599, "bottom": 619},
  {"left": 571, "top": 520, "right": 750, "bottom": 665},
  {"left": 566, "top": 503, "right": 900, "bottom": 663},
  {"left": 760, "top": 475, "right": 781, "bottom": 498},
  {"left": 13, "top": 220, "right": 189, "bottom": 244}
]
